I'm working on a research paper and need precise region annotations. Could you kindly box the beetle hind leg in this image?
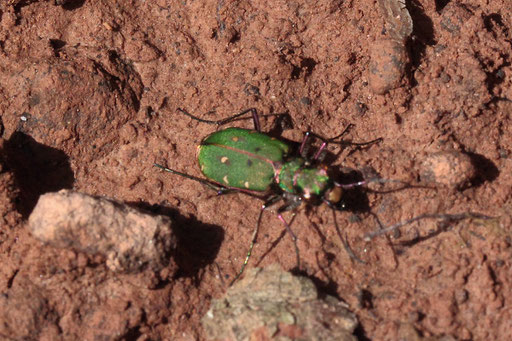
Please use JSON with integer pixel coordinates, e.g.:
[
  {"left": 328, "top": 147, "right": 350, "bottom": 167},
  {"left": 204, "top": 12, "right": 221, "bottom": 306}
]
[
  {"left": 230, "top": 193, "right": 303, "bottom": 285},
  {"left": 177, "top": 108, "right": 262, "bottom": 132},
  {"left": 154, "top": 163, "right": 227, "bottom": 192},
  {"left": 230, "top": 194, "right": 283, "bottom": 285}
]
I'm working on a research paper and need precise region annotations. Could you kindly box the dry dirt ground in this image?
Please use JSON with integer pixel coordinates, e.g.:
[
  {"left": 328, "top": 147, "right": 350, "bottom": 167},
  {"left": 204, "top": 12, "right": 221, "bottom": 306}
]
[{"left": 1, "top": 0, "right": 512, "bottom": 340}]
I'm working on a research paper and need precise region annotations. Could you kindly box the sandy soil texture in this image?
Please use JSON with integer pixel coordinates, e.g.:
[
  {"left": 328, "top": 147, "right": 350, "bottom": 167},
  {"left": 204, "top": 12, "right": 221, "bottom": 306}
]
[{"left": 1, "top": 0, "right": 511, "bottom": 340}]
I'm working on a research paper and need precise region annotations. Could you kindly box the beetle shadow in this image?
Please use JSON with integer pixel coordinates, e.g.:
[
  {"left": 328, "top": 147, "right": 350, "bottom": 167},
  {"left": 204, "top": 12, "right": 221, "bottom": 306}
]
[
  {"left": 131, "top": 202, "right": 225, "bottom": 284},
  {"left": 292, "top": 266, "right": 341, "bottom": 297},
  {"left": 3, "top": 132, "right": 75, "bottom": 218},
  {"left": 266, "top": 112, "right": 294, "bottom": 137}
]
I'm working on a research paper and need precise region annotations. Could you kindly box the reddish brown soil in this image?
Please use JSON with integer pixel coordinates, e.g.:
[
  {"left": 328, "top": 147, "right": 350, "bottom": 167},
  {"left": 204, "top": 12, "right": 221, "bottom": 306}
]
[{"left": 1, "top": 0, "right": 512, "bottom": 340}]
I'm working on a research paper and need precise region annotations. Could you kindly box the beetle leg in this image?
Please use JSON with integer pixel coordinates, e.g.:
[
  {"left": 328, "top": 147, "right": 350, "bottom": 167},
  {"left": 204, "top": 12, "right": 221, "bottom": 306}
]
[
  {"left": 230, "top": 194, "right": 283, "bottom": 285},
  {"left": 325, "top": 123, "right": 382, "bottom": 147},
  {"left": 363, "top": 212, "right": 493, "bottom": 240},
  {"left": 328, "top": 123, "right": 354, "bottom": 140},
  {"left": 299, "top": 126, "right": 352, "bottom": 162},
  {"left": 299, "top": 131, "right": 328, "bottom": 162},
  {"left": 313, "top": 141, "right": 327, "bottom": 160},
  {"left": 299, "top": 131, "right": 311, "bottom": 157},
  {"left": 177, "top": 108, "right": 261, "bottom": 132},
  {"left": 154, "top": 163, "right": 225, "bottom": 192},
  {"left": 302, "top": 124, "right": 382, "bottom": 162},
  {"left": 330, "top": 207, "right": 366, "bottom": 264},
  {"left": 275, "top": 195, "right": 303, "bottom": 269}
]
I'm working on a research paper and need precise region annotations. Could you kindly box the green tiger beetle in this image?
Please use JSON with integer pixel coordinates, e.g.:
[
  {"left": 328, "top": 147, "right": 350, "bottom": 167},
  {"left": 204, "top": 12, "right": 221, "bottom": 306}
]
[{"left": 155, "top": 108, "right": 485, "bottom": 284}]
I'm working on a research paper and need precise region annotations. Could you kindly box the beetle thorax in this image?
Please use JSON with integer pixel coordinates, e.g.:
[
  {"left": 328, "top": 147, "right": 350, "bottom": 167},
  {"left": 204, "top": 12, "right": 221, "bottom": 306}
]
[{"left": 277, "top": 158, "right": 331, "bottom": 199}]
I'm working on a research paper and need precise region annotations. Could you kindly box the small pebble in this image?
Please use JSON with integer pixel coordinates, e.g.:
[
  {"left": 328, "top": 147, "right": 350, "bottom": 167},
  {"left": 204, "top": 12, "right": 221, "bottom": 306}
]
[
  {"left": 440, "top": 3, "right": 473, "bottom": 35},
  {"left": 420, "top": 151, "right": 476, "bottom": 189},
  {"left": 368, "top": 38, "right": 408, "bottom": 95}
]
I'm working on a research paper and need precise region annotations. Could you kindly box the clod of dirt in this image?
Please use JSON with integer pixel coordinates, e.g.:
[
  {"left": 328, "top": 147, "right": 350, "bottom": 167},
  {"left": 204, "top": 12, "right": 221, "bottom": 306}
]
[
  {"left": 398, "top": 323, "right": 456, "bottom": 341},
  {"left": 440, "top": 3, "right": 473, "bottom": 35},
  {"left": 0, "top": 283, "right": 60, "bottom": 340},
  {"left": 368, "top": 0, "right": 412, "bottom": 95},
  {"left": 420, "top": 151, "right": 476, "bottom": 189},
  {"left": 0, "top": 52, "right": 142, "bottom": 164},
  {"left": 202, "top": 264, "right": 358, "bottom": 341},
  {"left": 28, "top": 190, "right": 176, "bottom": 273},
  {"left": 368, "top": 38, "right": 409, "bottom": 95}
]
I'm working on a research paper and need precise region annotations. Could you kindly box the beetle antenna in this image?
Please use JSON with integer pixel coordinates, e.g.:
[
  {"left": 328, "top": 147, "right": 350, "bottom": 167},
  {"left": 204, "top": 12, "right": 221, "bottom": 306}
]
[{"left": 363, "top": 212, "right": 494, "bottom": 241}]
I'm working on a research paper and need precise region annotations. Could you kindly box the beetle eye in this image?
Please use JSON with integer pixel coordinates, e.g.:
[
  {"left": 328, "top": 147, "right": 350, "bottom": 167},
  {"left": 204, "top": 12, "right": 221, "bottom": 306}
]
[{"left": 326, "top": 186, "right": 342, "bottom": 203}]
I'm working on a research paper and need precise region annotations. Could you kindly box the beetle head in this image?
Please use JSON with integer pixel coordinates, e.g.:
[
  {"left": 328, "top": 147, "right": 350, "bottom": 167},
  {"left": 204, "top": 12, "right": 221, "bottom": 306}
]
[{"left": 323, "top": 185, "right": 347, "bottom": 210}]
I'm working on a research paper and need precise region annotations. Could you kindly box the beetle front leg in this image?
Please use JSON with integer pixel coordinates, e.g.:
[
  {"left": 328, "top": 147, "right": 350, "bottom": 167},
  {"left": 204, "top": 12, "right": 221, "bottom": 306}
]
[{"left": 298, "top": 131, "right": 329, "bottom": 162}]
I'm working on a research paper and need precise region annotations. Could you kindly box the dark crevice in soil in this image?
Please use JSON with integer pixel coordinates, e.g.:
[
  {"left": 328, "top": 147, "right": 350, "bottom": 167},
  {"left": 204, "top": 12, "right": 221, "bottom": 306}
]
[
  {"left": 124, "top": 325, "right": 143, "bottom": 341},
  {"left": 61, "top": 0, "right": 86, "bottom": 11},
  {"left": 49, "top": 39, "right": 66, "bottom": 57},
  {"left": 0, "top": 116, "right": 4, "bottom": 138},
  {"left": 435, "top": 0, "right": 451, "bottom": 12},
  {"left": 354, "top": 323, "right": 371, "bottom": 341},
  {"left": 466, "top": 152, "right": 500, "bottom": 187},
  {"left": 291, "top": 57, "right": 318, "bottom": 80},
  {"left": 93, "top": 51, "right": 143, "bottom": 113},
  {"left": 483, "top": 13, "right": 508, "bottom": 35}
]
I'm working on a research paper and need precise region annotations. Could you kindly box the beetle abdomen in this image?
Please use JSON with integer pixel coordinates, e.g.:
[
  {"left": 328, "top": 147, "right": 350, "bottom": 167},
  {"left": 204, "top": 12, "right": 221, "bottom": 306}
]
[{"left": 198, "top": 128, "right": 289, "bottom": 191}]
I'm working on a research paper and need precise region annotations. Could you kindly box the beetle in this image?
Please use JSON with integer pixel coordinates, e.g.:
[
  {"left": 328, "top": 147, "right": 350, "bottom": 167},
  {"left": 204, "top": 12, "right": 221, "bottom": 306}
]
[{"left": 155, "top": 108, "right": 484, "bottom": 284}]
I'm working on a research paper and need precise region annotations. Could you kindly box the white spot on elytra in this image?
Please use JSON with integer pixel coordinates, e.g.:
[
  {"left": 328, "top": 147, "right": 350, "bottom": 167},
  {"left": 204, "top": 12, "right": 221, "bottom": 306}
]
[
  {"left": 223, "top": 175, "right": 229, "bottom": 184},
  {"left": 221, "top": 156, "right": 229, "bottom": 163},
  {"left": 244, "top": 181, "right": 250, "bottom": 188}
]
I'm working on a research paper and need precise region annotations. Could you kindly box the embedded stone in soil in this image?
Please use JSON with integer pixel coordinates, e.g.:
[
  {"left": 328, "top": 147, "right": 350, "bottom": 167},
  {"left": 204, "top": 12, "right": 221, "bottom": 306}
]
[
  {"left": 28, "top": 189, "right": 177, "bottom": 273},
  {"left": 202, "top": 264, "right": 358, "bottom": 341}
]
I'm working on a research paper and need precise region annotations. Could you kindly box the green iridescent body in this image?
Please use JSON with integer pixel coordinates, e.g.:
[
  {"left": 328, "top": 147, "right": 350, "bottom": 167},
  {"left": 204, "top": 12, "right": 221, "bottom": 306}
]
[
  {"left": 198, "top": 127, "right": 332, "bottom": 196},
  {"left": 278, "top": 158, "right": 331, "bottom": 198}
]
